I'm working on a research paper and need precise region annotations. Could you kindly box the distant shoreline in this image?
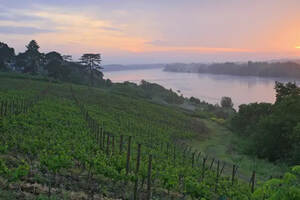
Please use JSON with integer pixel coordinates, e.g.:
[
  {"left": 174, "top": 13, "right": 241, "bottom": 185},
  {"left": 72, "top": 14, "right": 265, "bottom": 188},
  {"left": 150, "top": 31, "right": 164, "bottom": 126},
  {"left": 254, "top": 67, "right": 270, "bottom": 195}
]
[{"left": 163, "top": 61, "right": 300, "bottom": 80}]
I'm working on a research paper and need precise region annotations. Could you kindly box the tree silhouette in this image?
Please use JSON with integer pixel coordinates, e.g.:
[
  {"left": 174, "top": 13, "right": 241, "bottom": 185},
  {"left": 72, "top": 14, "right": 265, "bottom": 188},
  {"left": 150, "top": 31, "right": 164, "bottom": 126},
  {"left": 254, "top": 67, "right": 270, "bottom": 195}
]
[
  {"left": 45, "top": 51, "right": 66, "bottom": 79},
  {"left": 80, "top": 54, "right": 103, "bottom": 86},
  {"left": 17, "top": 40, "right": 43, "bottom": 74},
  {"left": 220, "top": 96, "right": 233, "bottom": 108},
  {"left": 0, "top": 42, "right": 15, "bottom": 71},
  {"left": 26, "top": 40, "right": 39, "bottom": 52}
]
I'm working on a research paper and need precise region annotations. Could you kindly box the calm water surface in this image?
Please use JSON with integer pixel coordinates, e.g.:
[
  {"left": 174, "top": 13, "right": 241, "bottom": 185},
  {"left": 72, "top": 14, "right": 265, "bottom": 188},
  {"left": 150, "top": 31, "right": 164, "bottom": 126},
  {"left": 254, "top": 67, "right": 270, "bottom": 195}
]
[{"left": 104, "top": 68, "right": 299, "bottom": 109}]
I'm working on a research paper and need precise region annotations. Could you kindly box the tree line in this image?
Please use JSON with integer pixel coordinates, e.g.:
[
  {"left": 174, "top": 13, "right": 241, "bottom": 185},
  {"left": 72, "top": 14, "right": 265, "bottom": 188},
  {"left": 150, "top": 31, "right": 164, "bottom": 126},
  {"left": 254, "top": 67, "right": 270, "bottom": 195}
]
[
  {"left": 0, "top": 40, "right": 111, "bottom": 87},
  {"left": 164, "top": 61, "right": 300, "bottom": 79}
]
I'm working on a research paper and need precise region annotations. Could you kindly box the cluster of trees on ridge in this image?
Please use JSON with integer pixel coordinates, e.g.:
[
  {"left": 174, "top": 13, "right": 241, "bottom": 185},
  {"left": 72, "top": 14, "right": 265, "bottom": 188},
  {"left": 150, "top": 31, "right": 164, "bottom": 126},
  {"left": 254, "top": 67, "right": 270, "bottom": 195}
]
[
  {"left": 164, "top": 61, "right": 300, "bottom": 79},
  {"left": 0, "top": 40, "right": 192, "bottom": 105},
  {"left": 0, "top": 40, "right": 111, "bottom": 87},
  {"left": 231, "top": 82, "right": 300, "bottom": 165}
]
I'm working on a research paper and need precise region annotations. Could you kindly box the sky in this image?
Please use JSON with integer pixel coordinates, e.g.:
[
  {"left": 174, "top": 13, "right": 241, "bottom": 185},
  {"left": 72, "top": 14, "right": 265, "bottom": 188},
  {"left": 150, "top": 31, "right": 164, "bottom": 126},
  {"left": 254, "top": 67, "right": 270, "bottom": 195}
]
[{"left": 0, "top": 0, "right": 300, "bottom": 64}]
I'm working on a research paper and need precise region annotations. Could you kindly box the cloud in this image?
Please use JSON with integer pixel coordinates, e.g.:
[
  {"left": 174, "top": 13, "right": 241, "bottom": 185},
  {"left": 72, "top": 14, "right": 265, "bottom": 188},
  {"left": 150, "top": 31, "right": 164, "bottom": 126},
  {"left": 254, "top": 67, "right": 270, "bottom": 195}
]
[
  {"left": 0, "top": 14, "right": 45, "bottom": 22},
  {"left": 0, "top": 25, "right": 54, "bottom": 35},
  {"left": 145, "top": 40, "right": 252, "bottom": 53}
]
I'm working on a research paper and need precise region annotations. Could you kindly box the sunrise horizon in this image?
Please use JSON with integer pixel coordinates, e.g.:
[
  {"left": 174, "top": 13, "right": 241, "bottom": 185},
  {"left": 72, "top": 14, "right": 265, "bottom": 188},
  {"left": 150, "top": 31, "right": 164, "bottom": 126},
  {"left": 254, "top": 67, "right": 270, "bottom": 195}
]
[{"left": 1, "top": 0, "right": 300, "bottom": 64}]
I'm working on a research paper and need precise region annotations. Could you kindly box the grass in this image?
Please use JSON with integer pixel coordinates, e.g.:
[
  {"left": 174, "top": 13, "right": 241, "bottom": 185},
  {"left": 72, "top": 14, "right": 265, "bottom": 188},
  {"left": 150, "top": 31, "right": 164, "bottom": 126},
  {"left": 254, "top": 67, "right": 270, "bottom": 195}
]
[{"left": 186, "top": 118, "right": 287, "bottom": 181}]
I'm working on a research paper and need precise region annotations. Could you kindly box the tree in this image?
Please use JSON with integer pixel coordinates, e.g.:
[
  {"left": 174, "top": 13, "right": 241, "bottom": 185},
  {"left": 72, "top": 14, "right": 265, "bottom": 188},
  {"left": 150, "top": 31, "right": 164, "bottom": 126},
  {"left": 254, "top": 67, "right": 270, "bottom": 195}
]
[
  {"left": 231, "top": 82, "right": 300, "bottom": 164},
  {"left": 190, "top": 96, "right": 201, "bottom": 104},
  {"left": 253, "top": 95, "right": 300, "bottom": 162},
  {"left": 45, "top": 51, "right": 70, "bottom": 80},
  {"left": 291, "top": 123, "right": 300, "bottom": 162},
  {"left": 220, "top": 96, "right": 233, "bottom": 108},
  {"left": 17, "top": 40, "right": 43, "bottom": 74},
  {"left": 80, "top": 54, "right": 103, "bottom": 86},
  {"left": 62, "top": 55, "right": 72, "bottom": 62},
  {"left": 0, "top": 42, "right": 15, "bottom": 71},
  {"left": 26, "top": 40, "right": 39, "bottom": 52},
  {"left": 45, "top": 51, "right": 63, "bottom": 62},
  {"left": 231, "top": 103, "right": 272, "bottom": 136},
  {"left": 275, "top": 81, "right": 300, "bottom": 103}
]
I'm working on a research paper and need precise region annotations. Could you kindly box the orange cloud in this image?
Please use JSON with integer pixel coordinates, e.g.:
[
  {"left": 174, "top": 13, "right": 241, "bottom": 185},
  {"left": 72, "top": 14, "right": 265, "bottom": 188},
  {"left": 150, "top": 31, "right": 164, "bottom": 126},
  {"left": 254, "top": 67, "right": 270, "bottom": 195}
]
[
  {"left": 26, "top": 10, "right": 148, "bottom": 53},
  {"left": 27, "top": 10, "right": 254, "bottom": 54},
  {"left": 140, "top": 45, "right": 253, "bottom": 53}
]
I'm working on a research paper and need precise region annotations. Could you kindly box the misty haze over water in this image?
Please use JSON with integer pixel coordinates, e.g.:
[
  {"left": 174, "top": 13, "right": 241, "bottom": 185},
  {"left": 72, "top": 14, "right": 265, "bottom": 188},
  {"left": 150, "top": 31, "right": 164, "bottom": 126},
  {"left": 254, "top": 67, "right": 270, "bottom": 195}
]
[{"left": 104, "top": 68, "right": 300, "bottom": 109}]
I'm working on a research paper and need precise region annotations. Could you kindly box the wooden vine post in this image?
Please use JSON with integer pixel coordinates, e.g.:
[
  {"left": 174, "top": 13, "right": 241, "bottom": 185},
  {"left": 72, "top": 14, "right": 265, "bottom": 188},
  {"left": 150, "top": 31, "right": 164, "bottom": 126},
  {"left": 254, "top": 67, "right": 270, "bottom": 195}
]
[
  {"left": 133, "top": 144, "right": 141, "bottom": 200},
  {"left": 119, "top": 135, "right": 124, "bottom": 154},
  {"left": 250, "top": 170, "right": 256, "bottom": 193},
  {"left": 112, "top": 135, "right": 115, "bottom": 155},
  {"left": 97, "top": 126, "right": 100, "bottom": 145},
  {"left": 220, "top": 162, "right": 226, "bottom": 176},
  {"left": 182, "top": 147, "right": 187, "bottom": 165},
  {"left": 173, "top": 146, "right": 176, "bottom": 167},
  {"left": 102, "top": 130, "right": 105, "bottom": 150},
  {"left": 215, "top": 160, "right": 220, "bottom": 192},
  {"left": 202, "top": 156, "right": 207, "bottom": 179},
  {"left": 0, "top": 101, "right": 3, "bottom": 116},
  {"left": 210, "top": 158, "right": 215, "bottom": 169},
  {"left": 99, "top": 127, "right": 103, "bottom": 149},
  {"left": 192, "top": 152, "right": 195, "bottom": 168},
  {"left": 146, "top": 154, "right": 152, "bottom": 200},
  {"left": 231, "top": 164, "right": 238, "bottom": 185},
  {"left": 126, "top": 136, "right": 132, "bottom": 175},
  {"left": 106, "top": 134, "right": 110, "bottom": 156}
]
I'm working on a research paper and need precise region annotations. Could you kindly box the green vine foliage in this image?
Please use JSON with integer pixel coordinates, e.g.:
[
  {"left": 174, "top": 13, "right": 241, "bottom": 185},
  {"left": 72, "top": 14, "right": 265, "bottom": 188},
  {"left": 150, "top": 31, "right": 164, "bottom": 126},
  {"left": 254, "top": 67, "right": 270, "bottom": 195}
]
[
  {"left": 253, "top": 166, "right": 300, "bottom": 200},
  {"left": 0, "top": 78, "right": 297, "bottom": 199}
]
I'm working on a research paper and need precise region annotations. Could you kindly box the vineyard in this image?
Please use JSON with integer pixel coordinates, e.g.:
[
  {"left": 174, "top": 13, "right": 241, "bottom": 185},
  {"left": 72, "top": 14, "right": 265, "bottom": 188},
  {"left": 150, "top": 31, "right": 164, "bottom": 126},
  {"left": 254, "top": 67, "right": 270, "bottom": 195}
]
[{"left": 0, "top": 76, "right": 299, "bottom": 200}]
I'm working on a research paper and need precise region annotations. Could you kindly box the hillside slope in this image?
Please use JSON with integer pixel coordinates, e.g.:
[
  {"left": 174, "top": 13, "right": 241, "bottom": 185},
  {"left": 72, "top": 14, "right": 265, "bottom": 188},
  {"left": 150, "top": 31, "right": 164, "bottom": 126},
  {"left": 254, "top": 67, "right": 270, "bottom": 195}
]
[{"left": 0, "top": 74, "right": 298, "bottom": 199}]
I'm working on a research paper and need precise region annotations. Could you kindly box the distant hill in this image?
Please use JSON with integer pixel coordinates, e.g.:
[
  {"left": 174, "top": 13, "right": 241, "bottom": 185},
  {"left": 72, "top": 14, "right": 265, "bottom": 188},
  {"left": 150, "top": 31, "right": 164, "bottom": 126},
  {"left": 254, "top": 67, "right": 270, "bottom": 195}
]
[
  {"left": 164, "top": 61, "right": 300, "bottom": 79},
  {"left": 102, "top": 64, "right": 164, "bottom": 72}
]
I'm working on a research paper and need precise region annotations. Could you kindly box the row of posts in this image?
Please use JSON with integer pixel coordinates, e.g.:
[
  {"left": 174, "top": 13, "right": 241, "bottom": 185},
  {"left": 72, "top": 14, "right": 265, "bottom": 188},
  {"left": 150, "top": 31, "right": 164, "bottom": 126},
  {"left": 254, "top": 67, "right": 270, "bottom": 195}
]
[
  {"left": 0, "top": 85, "right": 50, "bottom": 118},
  {"left": 84, "top": 109, "right": 257, "bottom": 197},
  {"left": 92, "top": 122, "right": 154, "bottom": 199},
  {"left": 70, "top": 86, "right": 256, "bottom": 198},
  {"left": 71, "top": 87, "right": 153, "bottom": 199},
  {"left": 0, "top": 99, "right": 30, "bottom": 116}
]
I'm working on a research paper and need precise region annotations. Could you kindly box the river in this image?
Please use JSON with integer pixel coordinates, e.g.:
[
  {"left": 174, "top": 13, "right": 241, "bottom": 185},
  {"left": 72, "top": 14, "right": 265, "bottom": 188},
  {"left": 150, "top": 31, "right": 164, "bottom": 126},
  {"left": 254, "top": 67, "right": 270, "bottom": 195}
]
[{"left": 104, "top": 68, "right": 299, "bottom": 109}]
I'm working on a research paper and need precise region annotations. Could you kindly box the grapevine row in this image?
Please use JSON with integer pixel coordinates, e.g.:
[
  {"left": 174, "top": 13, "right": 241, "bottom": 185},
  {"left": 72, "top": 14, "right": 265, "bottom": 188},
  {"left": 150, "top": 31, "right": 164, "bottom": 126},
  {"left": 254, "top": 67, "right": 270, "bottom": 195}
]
[
  {"left": 0, "top": 85, "right": 50, "bottom": 118},
  {"left": 70, "top": 86, "right": 257, "bottom": 199}
]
